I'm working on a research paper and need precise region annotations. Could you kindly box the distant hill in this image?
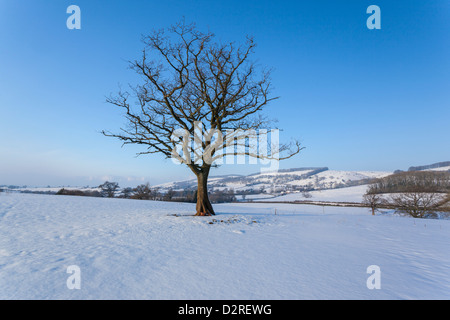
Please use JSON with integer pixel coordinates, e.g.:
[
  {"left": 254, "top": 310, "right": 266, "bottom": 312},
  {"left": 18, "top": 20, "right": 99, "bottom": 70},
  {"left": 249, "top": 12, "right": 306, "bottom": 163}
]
[
  {"left": 408, "top": 161, "right": 450, "bottom": 172},
  {"left": 8, "top": 162, "right": 448, "bottom": 196},
  {"left": 157, "top": 167, "right": 391, "bottom": 194}
]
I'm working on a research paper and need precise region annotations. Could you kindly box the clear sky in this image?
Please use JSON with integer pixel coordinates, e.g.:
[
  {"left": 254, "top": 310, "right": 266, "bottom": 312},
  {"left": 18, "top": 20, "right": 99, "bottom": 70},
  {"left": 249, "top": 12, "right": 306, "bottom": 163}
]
[{"left": 0, "top": 0, "right": 449, "bottom": 187}]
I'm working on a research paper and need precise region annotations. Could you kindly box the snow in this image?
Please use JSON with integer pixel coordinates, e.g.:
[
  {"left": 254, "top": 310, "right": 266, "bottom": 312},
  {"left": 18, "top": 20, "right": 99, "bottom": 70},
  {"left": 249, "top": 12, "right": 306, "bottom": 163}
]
[
  {"left": 250, "top": 168, "right": 315, "bottom": 177},
  {"left": 153, "top": 169, "right": 393, "bottom": 194},
  {"left": 261, "top": 185, "right": 370, "bottom": 203},
  {"left": 424, "top": 166, "right": 450, "bottom": 172},
  {"left": 1, "top": 192, "right": 450, "bottom": 299},
  {"left": 315, "top": 170, "right": 390, "bottom": 182}
]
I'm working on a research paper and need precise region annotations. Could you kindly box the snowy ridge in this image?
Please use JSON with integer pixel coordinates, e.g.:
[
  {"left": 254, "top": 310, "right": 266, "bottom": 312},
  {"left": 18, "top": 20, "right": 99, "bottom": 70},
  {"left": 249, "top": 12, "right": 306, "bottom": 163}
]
[
  {"left": 156, "top": 167, "right": 391, "bottom": 194},
  {"left": 423, "top": 166, "right": 450, "bottom": 172},
  {"left": 1, "top": 167, "right": 392, "bottom": 200},
  {"left": 407, "top": 161, "right": 450, "bottom": 172}
]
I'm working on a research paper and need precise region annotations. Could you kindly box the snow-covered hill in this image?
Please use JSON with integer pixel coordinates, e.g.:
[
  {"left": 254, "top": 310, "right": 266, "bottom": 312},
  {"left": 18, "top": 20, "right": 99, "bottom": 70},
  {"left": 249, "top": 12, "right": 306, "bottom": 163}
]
[
  {"left": 423, "top": 166, "right": 450, "bottom": 172},
  {"left": 157, "top": 167, "right": 392, "bottom": 194},
  {"left": 4, "top": 161, "right": 448, "bottom": 202},
  {"left": 0, "top": 167, "right": 392, "bottom": 203},
  {"left": 407, "top": 161, "right": 450, "bottom": 172},
  {"left": 257, "top": 185, "right": 370, "bottom": 203}
]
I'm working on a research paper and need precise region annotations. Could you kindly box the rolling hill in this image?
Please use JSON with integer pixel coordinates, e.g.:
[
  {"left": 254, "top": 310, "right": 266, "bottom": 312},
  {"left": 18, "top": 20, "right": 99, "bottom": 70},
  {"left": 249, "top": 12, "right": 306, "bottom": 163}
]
[{"left": 156, "top": 167, "right": 392, "bottom": 194}]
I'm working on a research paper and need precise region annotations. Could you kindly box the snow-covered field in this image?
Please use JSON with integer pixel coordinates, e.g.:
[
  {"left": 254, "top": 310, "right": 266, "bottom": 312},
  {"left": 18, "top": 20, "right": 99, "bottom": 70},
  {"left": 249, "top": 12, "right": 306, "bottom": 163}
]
[{"left": 1, "top": 192, "right": 449, "bottom": 299}]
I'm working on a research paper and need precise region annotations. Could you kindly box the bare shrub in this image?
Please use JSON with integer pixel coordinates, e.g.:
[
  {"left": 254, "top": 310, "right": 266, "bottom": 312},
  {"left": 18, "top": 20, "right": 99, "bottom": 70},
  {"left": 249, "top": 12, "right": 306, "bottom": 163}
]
[{"left": 390, "top": 192, "right": 447, "bottom": 219}]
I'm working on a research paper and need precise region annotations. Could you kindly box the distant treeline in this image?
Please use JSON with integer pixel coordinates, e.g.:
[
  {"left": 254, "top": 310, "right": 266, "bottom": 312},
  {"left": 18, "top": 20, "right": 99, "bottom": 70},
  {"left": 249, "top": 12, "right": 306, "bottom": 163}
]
[
  {"left": 56, "top": 183, "right": 237, "bottom": 204},
  {"left": 56, "top": 188, "right": 102, "bottom": 197},
  {"left": 367, "top": 171, "right": 450, "bottom": 194},
  {"left": 408, "top": 161, "right": 450, "bottom": 172}
]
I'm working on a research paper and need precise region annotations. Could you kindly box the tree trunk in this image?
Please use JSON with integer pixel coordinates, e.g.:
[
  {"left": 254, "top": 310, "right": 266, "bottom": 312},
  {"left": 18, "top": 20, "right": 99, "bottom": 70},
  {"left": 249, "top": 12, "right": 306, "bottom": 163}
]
[{"left": 195, "top": 170, "right": 215, "bottom": 216}]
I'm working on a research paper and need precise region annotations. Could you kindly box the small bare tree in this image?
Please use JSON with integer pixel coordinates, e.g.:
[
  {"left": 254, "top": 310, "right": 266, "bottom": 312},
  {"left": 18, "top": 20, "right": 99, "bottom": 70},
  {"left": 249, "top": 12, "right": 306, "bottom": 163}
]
[
  {"left": 102, "top": 21, "right": 301, "bottom": 215},
  {"left": 362, "top": 192, "right": 383, "bottom": 216}
]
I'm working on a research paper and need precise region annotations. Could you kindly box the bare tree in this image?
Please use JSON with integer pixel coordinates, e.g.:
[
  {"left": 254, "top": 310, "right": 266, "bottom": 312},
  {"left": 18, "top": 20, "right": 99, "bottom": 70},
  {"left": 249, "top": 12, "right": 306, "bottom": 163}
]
[
  {"left": 131, "top": 183, "right": 152, "bottom": 200},
  {"left": 389, "top": 192, "right": 446, "bottom": 218},
  {"left": 102, "top": 21, "right": 301, "bottom": 216},
  {"left": 121, "top": 187, "right": 134, "bottom": 198},
  {"left": 99, "top": 181, "right": 119, "bottom": 198},
  {"left": 362, "top": 192, "right": 383, "bottom": 216}
]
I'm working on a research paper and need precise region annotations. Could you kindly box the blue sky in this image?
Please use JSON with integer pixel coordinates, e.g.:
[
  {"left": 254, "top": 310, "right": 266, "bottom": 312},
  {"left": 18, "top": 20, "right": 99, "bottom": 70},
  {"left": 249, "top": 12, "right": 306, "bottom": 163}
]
[{"left": 0, "top": 0, "right": 449, "bottom": 187}]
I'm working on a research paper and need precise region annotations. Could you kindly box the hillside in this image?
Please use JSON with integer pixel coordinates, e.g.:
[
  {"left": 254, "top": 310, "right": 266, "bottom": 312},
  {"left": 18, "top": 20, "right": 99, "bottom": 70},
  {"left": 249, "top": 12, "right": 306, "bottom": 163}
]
[
  {"left": 157, "top": 167, "right": 392, "bottom": 194},
  {"left": 407, "top": 161, "right": 450, "bottom": 172},
  {"left": 3, "top": 162, "right": 449, "bottom": 202}
]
